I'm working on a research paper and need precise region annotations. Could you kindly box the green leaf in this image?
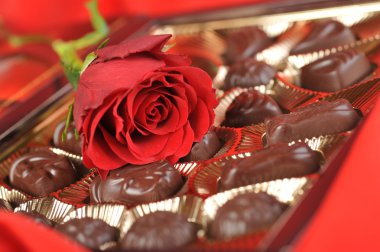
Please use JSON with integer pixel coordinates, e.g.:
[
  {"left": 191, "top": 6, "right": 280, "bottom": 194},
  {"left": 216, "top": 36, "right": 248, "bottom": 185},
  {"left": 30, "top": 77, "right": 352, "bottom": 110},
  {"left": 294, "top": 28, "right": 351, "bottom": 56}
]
[
  {"left": 81, "top": 51, "right": 97, "bottom": 75},
  {"left": 52, "top": 0, "right": 109, "bottom": 90},
  {"left": 8, "top": 34, "right": 51, "bottom": 47},
  {"left": 62, "top": 104, "right": 74, "bottom": 142}
]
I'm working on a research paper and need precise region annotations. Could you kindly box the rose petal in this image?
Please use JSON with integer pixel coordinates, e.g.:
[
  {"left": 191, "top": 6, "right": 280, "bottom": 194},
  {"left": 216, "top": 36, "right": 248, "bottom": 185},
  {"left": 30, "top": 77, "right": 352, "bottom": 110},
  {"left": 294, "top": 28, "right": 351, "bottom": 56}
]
[
  {"left": 188, "top": 99, "right": 211, "bottom": 141},
  {"left": 166, "top": 122, "right": 195, "bottom": 163},
  {"left": 94, "top": 34, "right": 172, "bottom": 63}
]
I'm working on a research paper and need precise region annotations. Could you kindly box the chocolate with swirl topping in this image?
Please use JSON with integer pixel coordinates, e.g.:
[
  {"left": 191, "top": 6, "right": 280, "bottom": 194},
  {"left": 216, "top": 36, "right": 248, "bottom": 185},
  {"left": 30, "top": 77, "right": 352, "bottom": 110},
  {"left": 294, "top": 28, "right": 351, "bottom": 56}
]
[
  {"left": 223, "top": 90, "right": 282, "bottom": 127},
  {"left": 301, "top": 50, "right": 371, "bottom": 92},
  {"left": 291, "top": 20, "right": 356, "bottom": 55},
  {"left": 224, "top": 27, "right": 272, "bottom": 64},
  {"left": 223, "top": 58, "right": 276, "bottom": 90}
]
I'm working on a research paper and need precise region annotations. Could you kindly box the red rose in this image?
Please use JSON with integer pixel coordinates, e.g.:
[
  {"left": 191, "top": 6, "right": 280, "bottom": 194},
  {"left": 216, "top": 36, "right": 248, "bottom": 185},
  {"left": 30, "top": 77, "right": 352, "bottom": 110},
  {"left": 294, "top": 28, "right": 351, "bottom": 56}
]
[{"left": 74, "top": 34, "right": 217, "bottom": 178}]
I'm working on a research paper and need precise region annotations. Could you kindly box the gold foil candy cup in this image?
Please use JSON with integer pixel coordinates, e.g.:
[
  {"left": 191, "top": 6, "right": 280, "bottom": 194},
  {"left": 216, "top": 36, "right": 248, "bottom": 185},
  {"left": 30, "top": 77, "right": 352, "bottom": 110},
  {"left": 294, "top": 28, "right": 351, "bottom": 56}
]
[
  {"left": 0, "top": 184, "right": 29, "bottom": 207},
  {"left": 175, "top": 126, "right": 240, "bottom": 176},
  {"left": 315, "top": 77, "right": 380, "bottom": 116},
  {"left": 14, "top": 196, "right": 75, "bottom": 224},
  {"left": 237, "top": 123, "right": 266, "bottom": 153},
  {"left": 287, "top": 34, "right": 380, "bottom": 70},
  {"left": 0, "top": 198, "right": 13, "bottom": 211},
  {"left": 120, "top": 195, "right": 203, "bottom": 238},
  {"left": 52, "top": 168, "right": 97, "bottom": 205},
  {"left": 271, "top": 74, "right": 322, "bottom": 111},
  {"left": 49, "top": 147, "right": 82, "bottom": 162}
]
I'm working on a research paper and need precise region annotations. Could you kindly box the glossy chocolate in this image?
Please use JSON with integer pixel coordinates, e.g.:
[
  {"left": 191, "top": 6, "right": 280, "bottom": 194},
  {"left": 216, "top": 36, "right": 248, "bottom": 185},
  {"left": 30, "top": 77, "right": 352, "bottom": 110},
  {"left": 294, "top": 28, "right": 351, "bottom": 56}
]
[
  {"left": 0, "top": 199, "right": 12, "bottom": 211},
  {"left": 120, "top": 211, "right": 198, "bottom": 250},
  {"left": 181, "top": 129, "right": 222, "bottom": 162},
  {"left": 301, "top": 50, "right": 371, "bottom": 92},
  {"left": 219, "top": 142, "right": 320, "bottom": 191},
  {"left": 223, "top": 90, "right": 283, "bottom": 127},
  {"left": 291, "top": 20, "right": 356, "bottom": 54},
  {"left": 209, "top": 192, "right": 286, "bottom": 240},
  {"left": 53, "top": 121, "right": 82, "bottom": 156},
  {"left": 265, "top": 99, "right": 360, "bottom": 145},
  {"left": 224, "top": 27, "right": 272, "bottom": 64},
  {"left": 56, "top": 218, "right": 119, "bottom": 249},
  {"left": 90, "top": 161, "right": 183, "bottom": 204},
  {"left": 9, "top": 149, "right": 78, "bottom": 196},
  {"left": 223, "top": 58, "right": 276, "bottom": 90},
  {"left": 18, "top": 211, "right": 55, "bottom": 226}
]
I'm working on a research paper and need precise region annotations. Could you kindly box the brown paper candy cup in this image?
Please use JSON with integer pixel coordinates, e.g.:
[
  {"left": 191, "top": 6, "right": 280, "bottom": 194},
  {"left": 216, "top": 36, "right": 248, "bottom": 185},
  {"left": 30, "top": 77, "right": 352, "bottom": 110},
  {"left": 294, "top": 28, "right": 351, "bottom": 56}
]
[
  {"left": 14, "top": 196, "right": 75, "bottom": 224},
  {"left": 0, "top": 185, "right": 29, "bottom": 207},
  {"left": 236, "top": 123, "right": 266, "bottom": 153}
]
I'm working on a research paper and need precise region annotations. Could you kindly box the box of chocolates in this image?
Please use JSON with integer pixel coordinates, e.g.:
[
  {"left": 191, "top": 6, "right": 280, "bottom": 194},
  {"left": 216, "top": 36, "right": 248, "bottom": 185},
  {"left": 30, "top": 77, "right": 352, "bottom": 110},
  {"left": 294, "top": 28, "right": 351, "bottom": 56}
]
[{"left": 1, "top": 1, "right": 380, "bottom": 251}]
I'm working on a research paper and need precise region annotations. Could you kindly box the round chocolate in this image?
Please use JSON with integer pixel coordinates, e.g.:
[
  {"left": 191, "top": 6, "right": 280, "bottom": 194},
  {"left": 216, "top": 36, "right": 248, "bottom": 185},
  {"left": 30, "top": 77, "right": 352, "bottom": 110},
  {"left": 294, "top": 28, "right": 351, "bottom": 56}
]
[
  {"left": 223, "top": 58, "right": 276, "bottom": 90},
  {"left": 300, "top": 49, "right": 371, "bottom": 92},
  {"left": 53, "top": 121, "right": 82, "bottom": 156},
  {"left": 90, "top": 161, "right": 184, "bottom": 204},
  {"left": 56, "top": 218, "right": 119, "bottom": 250},
  {"left": 120, "top": 211, "right": 198, "bottom": 250},
  {"left": 224, "top": 27, "right": 272, "bottom": 64},
  {"left": 9, "top": 149, "right": 78, "bottom": 197},
  {"left": 0, "top": 199, "right": 12, "bottom": 211},
  {"left": 209, "top": 192, "right": 286, "bottom": 240},
  {"left": 17, "top": 210, "right": 55, "bottom": 226},
  {"left": 291, "top": 20, "right": 356, "bottom": 55},
  {"left": 181, "top": 129, "right": 222, "bottom": 162},
  {"left": 222, "top": 90, "right": 283, "bottom": 127}
]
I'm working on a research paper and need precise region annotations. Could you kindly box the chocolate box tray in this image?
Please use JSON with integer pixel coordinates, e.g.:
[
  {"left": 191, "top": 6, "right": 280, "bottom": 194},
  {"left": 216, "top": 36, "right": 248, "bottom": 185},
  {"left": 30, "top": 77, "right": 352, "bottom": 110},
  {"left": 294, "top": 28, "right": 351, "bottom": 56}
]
[{"left": 1, "top": 1, "right": 380, "bottom": 251}]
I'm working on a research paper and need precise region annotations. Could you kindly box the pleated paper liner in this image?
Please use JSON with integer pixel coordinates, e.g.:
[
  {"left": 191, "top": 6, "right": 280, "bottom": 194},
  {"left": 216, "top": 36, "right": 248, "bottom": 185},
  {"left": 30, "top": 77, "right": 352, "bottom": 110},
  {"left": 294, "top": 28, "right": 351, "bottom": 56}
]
[
  {"left": 0, "top": 198, "right": 13, "bottom": 211},
  {"left": 236, "top": 123, "right": 266, "bottom": 153},
  {"left": 52, "top": 169, "right": 97, "bottom": 206},
  {"left": 271, "top": 74, "right": 323, "bottom": 111},
  {"left": 14, "top": 196, "right": 75, "bottom": 224},
  {"left": 255, "top": 22, "right": 310, "bottom": 68},
  {"left": 0, "top": 184, "right": 29, "bottom": 207},
  {"left": 120, "top": 195, "right": 204, "bottom": 238},
  {"left": 287, "top": 33, "right": 380, "bottom": 70},
  {"left": 189, "top": 133, "right": 346, "bottom": 197},
  {"left": 174, "top": 126, "right": 241, "bottom": 176},
  {"left": 213, "top": 85, "right": 273, "bottom": 127},
  {"left": 62, "top": 203, "right": 127, "bottom": 250}
]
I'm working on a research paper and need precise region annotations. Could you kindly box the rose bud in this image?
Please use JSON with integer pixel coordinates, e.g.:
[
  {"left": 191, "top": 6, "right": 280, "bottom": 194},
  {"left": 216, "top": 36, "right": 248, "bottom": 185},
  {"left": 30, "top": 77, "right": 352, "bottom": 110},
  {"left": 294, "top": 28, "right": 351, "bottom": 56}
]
[{"left": 74, "top": 34, "right": 218, "bottom": 177}]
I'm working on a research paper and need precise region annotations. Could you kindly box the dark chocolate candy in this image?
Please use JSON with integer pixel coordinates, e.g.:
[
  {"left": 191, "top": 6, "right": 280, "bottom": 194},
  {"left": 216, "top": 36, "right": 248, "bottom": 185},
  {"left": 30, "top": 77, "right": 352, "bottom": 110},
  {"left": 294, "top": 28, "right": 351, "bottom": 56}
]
[
  {"left": 17, "top": 210, "right": 55, "bottom": 226},
  {"left": 209, "top": 192, "right": 286, "bottom": 240},
  {"left": 120, "top": 211, "right": 198, "bottom": 250},
  {"left": 223, "top": 58, "right": 276, "bottom": 90},
  {"left": 181, "top": 129, "right": 222, "bottom": 162},
  {"left": 53, "top": 121, "right": 82, "bottom": 156},
  {"left": 90, "top": 161, "right": 183, "bottom": 204},
  {"left": 224, "top": 27, "right": 272, "bottom": 64},
  {"left": 56, "top": 218, "right": 119, "bottom": 250},
  {"left": 291, "top": 20, "right": 356, "bottom": 55},
  {"left": 9, "top": 149, "right": 78, "bottom": 197},
  {"left": 222, "top": 90, "right": 283, "bottom": 127},
  {"left": 0, "top": 199, "right": 12, "bottom": 211},
  {"left": 265, "top": 99, "right": 360, "bottom": 145},
  {"left": 219, "top": 142, "right": 320, "bottom": 191},
  {"left": 301, "top": 50, "right": 371, "bottom": 92}
]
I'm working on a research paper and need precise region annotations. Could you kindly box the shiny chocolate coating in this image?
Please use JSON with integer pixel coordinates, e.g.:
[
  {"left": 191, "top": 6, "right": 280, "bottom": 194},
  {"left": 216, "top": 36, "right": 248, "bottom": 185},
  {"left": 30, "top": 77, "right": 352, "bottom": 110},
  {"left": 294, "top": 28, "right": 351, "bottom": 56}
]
[
  {"left": 291, "top": 20, "right": 356, "bottom": 55},
  {"left": 53, "top": 121, "right": 82, "bottom": 156},
  {"left": 0, "top": 199, "right": 12, "bottom": 211},
  {"left": 301, "top": 50, "right": 371, "bottom": 92},
  {"left": 223, "top": 58, "right": 276, "bottom": 90},
  {"left": 224, "top": 27, "right": 272, "bottom": 64},
  {"left": 181, "top": 129, "right": 222, "bottom": 162},
  {"left": 56, "top": 218, "right": 119, "bottom": 250},
  {"left": 9, "top": 149, "right": 78, "bottom": 197},
  {"left": 90, "top": 161, "right": 184, "bottom": 204},
  {"left": 265, "top": 99, "right": 360, "bottom": 145},
  {"left": 17, "top": 211, "right": 55, "bottom": 227},
  {"left": 209, "top": 192, "right": 286, "bottom": 240},
  {"left": 219, "top": 142, "right": 320, "bottom": 191},
  {"left": 120, "top": 211, "right": 199, "bottom": 250},
  {"left": 223, "top": 90, "right": 283, "bottom": 127}
]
